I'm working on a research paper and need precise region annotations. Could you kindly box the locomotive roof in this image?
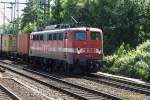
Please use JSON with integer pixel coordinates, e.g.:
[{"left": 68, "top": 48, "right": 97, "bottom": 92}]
[{"left": 31, "top": 27, "right": 102, "bottom": 34}]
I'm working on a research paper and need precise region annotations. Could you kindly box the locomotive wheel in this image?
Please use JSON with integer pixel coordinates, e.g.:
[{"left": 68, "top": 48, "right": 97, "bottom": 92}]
[
  {"left": 47, "top": 61, "right": 52, "bottom": 73},
  {"left": 71, "top": 62, "right": 82, "bottom": 74},
  {"left": 41, "top": 62, "right": 46, "bottom": 71},
  {"left": 47, "top": 66, "right": 52, "bottom": 73},
  {"left": 85, "top": 61, "right": 97, "bottom": 74},
  {"left": 59, "top": 61, "right": 64, "bottom": 73},
  {"left": 44, "top": 60, "right": 48, "bottom": 71},
  {"left": 45, "top": 60, "right": 52, "bottom": 73},
  {"left": 55, "top": 61, "right": 62, "bottom": 73},
  {"left": 92, "top": 63, "right": 100, "bottom": 72},
  {"left": 64, "top": 62, "right": 69, "bottom": 73},
  {"left": 81, "top": 66, "right": 90, "bottom": 74},
  {"left": 51, "top": 61, "right": 58, "bottom": 73}
]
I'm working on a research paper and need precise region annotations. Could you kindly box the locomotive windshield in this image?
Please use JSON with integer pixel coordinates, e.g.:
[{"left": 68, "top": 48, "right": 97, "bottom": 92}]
[
  {"left": 75, "top": 32, "right": 86, "bottom": 41},
  {"left": 90, "top": 32, "right": 101, "bottom": 40}
]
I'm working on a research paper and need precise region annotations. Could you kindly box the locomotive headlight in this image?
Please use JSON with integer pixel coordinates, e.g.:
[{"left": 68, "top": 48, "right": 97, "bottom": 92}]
[
  {"left": 96, "top": 48, "right": 102, "bottom": 54},
  {"left": 77, "top": 48, "right": 81, "bottom": 54}
]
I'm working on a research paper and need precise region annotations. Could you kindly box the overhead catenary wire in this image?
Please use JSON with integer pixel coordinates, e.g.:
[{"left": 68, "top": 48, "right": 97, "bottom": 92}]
[{"left": 0, "top": 0, "right": 52, "bottom": 30}]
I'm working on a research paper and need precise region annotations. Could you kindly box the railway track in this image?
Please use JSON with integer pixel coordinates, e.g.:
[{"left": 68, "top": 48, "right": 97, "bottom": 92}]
[
  {"left": 74, "top": 73, "right": 150, "bottom": 95},
  {"left": 42, "top": 72, "right": 150, "bottom": 96},
  {"left": 0, "top": 82, "right": 21, "bottom": 100},
  {"left": 0, "top": 61, "right": 123, "bottom": 100}
]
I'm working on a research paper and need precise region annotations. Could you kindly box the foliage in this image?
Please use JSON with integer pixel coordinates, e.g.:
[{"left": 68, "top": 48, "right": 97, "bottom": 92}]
[
  {"left": 21, "top": 0, "right": 45, "bottom": 31},
  {"left": 104, "top": 43, "right": 131, "bottom": 70},
  {"left": 3, "top": 23, "right": 19, "bottom": 34},
  {"left": 21, "top": 22, "right": 37, "bottom": 33},
  {"left": 105, "top": 41, "right": 150, "bottom": 81},
  {"left": 50, "top": 0, "right": 63, "bottom": 23}
]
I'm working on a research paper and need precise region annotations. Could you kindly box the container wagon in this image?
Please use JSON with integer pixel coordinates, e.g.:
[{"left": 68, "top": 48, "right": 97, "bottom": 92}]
[
  {"left": 1, "top": 34, "right": 17, "bottom": 57},
  {"left": 17, "top": 34, "right": 30, "bottom": 60}
]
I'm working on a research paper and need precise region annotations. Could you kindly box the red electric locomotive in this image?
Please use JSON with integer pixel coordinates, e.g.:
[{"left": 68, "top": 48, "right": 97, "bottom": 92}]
[{"left": 29, "top": 24, "right": 104, "bottom": 74}]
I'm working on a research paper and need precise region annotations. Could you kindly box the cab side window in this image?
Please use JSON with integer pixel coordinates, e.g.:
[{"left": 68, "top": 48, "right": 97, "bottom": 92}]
[
  {"left": 90, "top": 32, "right": 101, "bottom": 40},
  {"left": 40, "top": 34, "right": 43, "bottom": 40},
  {"left": 48, "top": 34, "right": 52, "bottom": 40},
  {"left": 58, "top": 33, "right": 63, "bottom": 40},
  {"left": 33, "top": 35, "right": 36, "bottom": 40},
  {"left": 53, "top": 34, "right": 57, "bottom": 40},
  {"left": 36, "top": 35, "right": 39, "bottom": 40}
]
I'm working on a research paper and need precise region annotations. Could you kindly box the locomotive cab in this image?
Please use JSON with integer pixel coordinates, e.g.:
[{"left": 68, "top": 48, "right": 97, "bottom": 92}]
[{"left": 72, "top": 27, "right": 104, "bottom": 73}]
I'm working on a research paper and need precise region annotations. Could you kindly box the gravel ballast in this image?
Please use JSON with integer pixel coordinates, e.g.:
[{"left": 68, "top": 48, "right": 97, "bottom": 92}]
[
  {"left": 61, "top": 75, "right": 150, "bottom": 100},
  {"left": 1, "top": 71, "right": 76, "bottom": 100},
  {"left": 0, "top": 86, "right": 12, "bottom": 100},
  {"left": 1, "top": 60, "right": 150, "bottom": 100},
  {"left": 0, "top": 78, "right": 53, "bottom": 100}
]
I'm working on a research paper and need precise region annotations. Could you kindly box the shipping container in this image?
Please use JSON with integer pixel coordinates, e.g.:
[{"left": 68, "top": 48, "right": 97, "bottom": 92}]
[
  {"left": 2, "top": 34, "right": 17, "bottom": 52},
  {"left": 17, "top": 34, "right": 30, "bottom": 55}
]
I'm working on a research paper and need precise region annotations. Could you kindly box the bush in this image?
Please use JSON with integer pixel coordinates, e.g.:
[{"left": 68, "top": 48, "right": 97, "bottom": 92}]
[
  {"left": 104, "top": 43, "right": 130, "bottom": 71},
  {"left": 137, "top": 40, "right": 150, "bottom": 52},
  {"left": 105, "top": 40, "right": 150, "bottom": 81}
]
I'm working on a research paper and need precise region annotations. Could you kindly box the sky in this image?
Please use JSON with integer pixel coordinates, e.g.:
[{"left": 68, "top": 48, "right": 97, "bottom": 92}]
[{"left": 0, "top": 0, "right": 27, "bottom": 25}]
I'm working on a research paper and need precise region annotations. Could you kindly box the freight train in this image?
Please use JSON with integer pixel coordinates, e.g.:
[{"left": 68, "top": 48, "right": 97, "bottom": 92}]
[{"left": 0, "top": 24, "right": 104, "bottom": 74}]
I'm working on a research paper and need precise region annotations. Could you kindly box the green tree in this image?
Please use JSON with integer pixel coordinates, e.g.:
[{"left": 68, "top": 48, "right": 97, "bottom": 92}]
[
  {"left": 4, "top": 23, "right": 19, "bottom": 34},
  {"left": 51, "top": 0, "right": 63, "bottom": 23},
  {"left": 21, "top": 22, "right": 37, "bottom": 33},
  {"left": 62, "top": 0, "right": 79, "bottom": 23},
  {"left": 21, "top": 0, "right": 44, "bottom": 31}
]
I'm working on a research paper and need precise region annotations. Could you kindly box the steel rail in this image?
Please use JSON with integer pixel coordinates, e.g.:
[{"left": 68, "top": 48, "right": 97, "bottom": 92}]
[
  {"left": 24, "top": 68, "right": 123, "bottom": 100},
  {"left": 44, "top": 72, "right": 150, "bottom": 95},
  {"left": 94, "top": 73, "right": 150, "bottom": 89},
  {"left": 83, "top": 73, "right": 150, "bottom": 95},
  {"left": 0, "top": 61, "right": 123, "bottom": 100},
  {"left": 0, "top": 62, "right": 87, "bottom": 100},
  {"left": 0, "top": 83, "right": 21, "bottom": 100}
]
